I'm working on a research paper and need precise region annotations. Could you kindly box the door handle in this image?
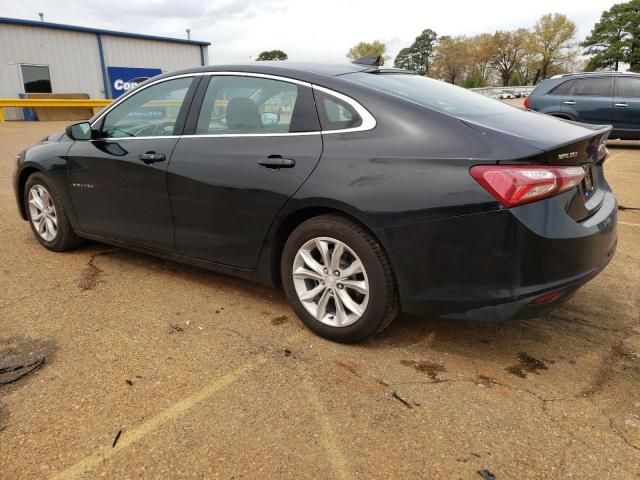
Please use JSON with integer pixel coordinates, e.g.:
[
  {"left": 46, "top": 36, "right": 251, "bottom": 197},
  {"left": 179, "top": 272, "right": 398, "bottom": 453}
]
[
  {"left": 614, "top": 103, "right": 628, "bottom": 107},
  {"left": 563, "top": 101, "right": 576, "bottom": 105},
  {"left": 138, "top": 152, "right": 166, "bottom": 164},
  {"left": 258, "top": 155, "right": 296, "bottom": 169}
]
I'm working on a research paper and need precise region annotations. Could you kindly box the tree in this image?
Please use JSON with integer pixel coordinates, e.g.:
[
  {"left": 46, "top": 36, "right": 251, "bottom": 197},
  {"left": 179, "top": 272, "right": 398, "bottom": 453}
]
[
  {"left": 430, "top": 36, "right": 470, "bottom": 84},
  {"left": 582, "top": 0, "right": 640, "bottom": 72},
  {"left": 491, "top": 29, "right": 528, "bottom": 86},
  {"left": 394, "top": 28, "right": 438, "bottom": 75},
  {"left": 530, "top": 13, "right": 577, "bottom": 83},
  {"left": 466, "top": 33, "right": 495, "bottom": 86},
  {"left": 256, "top": 50, "right": 288, "bottom": 61},
  {"left": 394, "top": 47, "right": 421, "bottom": 71},
  {"left": 346, "top": 40, "right": 387, "bottom": 65}
]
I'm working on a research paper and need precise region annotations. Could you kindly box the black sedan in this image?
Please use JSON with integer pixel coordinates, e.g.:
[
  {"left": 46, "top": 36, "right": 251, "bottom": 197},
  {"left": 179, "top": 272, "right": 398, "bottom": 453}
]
[{"left": 13, "top": 62, "right": 617, "bottom": 343}]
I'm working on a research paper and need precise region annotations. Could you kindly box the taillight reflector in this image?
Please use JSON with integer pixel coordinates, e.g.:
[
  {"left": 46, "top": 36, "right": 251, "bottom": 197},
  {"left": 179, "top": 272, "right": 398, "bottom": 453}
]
[
  {"left": 470, "top": 165, "right": 585, "bottom": 208},
  {"left": 523, "top": 96, "right": 531, "bottom": 109},
  {"left": 530, "top": 289, "right": 564, "bottom": 304}
]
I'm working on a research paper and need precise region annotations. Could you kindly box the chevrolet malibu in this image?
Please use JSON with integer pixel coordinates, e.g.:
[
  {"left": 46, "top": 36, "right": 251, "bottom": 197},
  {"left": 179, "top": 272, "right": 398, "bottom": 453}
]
[{"left": 13, "top": 62, "right": 617, "bottom": 343}]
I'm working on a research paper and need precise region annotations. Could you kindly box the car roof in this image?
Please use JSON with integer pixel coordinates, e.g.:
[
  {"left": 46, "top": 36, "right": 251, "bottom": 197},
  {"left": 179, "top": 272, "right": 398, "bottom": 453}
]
[
  {"left": 550, "top": 71, "right": 640, "bottom": 79},
  {"left": 154, "top": 62, "right": 412, "bottom": 85}
]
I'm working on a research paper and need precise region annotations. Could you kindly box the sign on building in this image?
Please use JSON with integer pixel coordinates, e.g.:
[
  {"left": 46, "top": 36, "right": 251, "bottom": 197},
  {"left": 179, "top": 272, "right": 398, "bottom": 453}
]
[{"left": 107, "top": 66, "right": 162, "bottom": 98}]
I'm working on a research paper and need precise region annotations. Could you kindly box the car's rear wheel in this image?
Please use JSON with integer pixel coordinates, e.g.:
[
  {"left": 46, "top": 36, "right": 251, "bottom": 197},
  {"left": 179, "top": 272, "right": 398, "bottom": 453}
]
[
  {"left": 24, "top": 173, "right": 83, "bottom": 251},
  {"left": 281, "top": 214, "right": 398, "bottom": 343}
]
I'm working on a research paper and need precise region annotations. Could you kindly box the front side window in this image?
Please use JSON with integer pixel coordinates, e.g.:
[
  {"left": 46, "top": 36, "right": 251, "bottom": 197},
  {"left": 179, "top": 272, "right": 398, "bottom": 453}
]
[
  {"left": 196, "top": 76, "right": 318, "bottom": 134},
  {"left": 101, "top": 77, "right": 192, "bottom": 138},
  {"left": 573, "top": 77, "right": 612, "bottom": 97},
  {"left": 616, "top": 77, "right": 640, "bottom": 98}
]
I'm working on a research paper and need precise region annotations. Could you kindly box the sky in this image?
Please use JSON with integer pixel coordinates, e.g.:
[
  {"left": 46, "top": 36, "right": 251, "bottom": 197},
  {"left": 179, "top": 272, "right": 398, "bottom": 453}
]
[{"left": 0, "top": 0, "right": 619, "bottom": 64}]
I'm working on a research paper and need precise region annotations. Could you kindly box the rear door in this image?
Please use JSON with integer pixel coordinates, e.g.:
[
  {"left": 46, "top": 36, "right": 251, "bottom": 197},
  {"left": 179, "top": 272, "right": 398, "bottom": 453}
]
[
  {"left": 167, "top": 74, "right": 322, "bottom": 269},
  {"left": 561, "top": 77, "right": 613, "bottom": 124},
  {"left": 612, "top": 76, "right": 640, "bottom": 136}
]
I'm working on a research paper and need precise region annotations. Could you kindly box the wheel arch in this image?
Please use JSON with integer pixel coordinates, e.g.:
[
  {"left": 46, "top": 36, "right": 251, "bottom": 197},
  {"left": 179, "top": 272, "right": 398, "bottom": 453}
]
[
  {"left": 265, "top": 204, "right": 391, "bottom": 288},
  {"left": 16, "top": 165, "right": 44, "bottom": 220}
]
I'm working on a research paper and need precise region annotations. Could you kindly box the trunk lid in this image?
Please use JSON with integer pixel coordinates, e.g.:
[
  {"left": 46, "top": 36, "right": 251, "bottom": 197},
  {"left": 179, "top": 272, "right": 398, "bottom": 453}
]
[{"left": 460, "top": 109, "right": 611, "bottom": 221}]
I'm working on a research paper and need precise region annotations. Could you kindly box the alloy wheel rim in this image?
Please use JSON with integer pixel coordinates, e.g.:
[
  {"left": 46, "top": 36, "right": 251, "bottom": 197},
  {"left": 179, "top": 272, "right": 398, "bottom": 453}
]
[
  {"left": 28, "top": 185, "right": 58, "bottom": 242},
  {"left": 292, "top": 237, "right": 369, "bottom": 327}
]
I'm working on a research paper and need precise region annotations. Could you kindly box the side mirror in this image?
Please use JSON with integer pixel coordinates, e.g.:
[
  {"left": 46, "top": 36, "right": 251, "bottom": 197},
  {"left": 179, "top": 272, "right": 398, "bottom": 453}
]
[
  {"left": 261, "top": 112, "right": 280, "bottom": 126},
  {"left": 65, "top": 122, "right": 94, "bottom": 141}
]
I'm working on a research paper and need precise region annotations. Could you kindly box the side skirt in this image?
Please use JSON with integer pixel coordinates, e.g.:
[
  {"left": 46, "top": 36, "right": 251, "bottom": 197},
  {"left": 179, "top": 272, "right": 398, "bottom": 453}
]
[{"left": 76, "top": 231, "right": 275, "bottom": 286}]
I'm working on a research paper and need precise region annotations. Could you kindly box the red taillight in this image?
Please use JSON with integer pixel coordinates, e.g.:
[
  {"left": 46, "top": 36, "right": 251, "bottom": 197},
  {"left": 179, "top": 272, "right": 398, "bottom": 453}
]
[
  {"left": 523, "top": 96, "right": 530, "bottom": 109},
  {"left": 530, "top": 289, "right": 564, "bottom": 304},
  {"left": 470, "top": 165, "right": 585, "bottom": 208}
]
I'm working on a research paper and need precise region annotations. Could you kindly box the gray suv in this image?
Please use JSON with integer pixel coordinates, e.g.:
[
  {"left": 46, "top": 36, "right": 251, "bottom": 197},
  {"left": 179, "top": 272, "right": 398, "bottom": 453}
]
[{"left": 526, "top": 72, "right": 640, "bottom": 140}]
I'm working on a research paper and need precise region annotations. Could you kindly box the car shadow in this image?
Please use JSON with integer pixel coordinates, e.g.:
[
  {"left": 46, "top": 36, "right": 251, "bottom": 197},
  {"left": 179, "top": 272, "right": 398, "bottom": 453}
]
[{"left": 78, "top": 244, "right": 629, "bottom": 372}]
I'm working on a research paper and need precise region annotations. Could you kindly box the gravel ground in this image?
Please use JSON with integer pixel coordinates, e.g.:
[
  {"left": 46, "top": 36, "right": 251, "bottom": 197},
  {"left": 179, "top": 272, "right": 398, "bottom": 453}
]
[{"left": 0, "top": 121, "right": 639, "bottom": 480}]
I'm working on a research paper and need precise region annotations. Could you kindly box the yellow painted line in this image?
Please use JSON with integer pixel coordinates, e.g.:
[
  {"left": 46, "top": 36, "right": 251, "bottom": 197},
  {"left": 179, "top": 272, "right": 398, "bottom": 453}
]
[
  {"left": 51, "top": 329, "right": 309, "bottom": 480},
  {"left": 605, "top": 152, "right": 625, "bottom": 162},
  {"left": 302, "top": 378, "right": 353, "bottom": 480},
  {"left": 619, "top": 221, "right": 640, "bottom": 228}
]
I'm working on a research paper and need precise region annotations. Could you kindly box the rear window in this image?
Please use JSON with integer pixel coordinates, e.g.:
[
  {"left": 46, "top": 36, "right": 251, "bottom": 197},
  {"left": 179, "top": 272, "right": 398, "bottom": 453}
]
[
  {"left": 549, "top": 79, "right": 575, "bottom": 96},
  {"left": 345, "top": 72, "right": 515, "bottom": 116}
]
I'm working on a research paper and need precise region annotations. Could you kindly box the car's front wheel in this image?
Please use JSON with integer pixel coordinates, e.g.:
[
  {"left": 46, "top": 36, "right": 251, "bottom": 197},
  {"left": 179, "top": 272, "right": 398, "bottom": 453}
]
[
  {"left": 281, "top": 214, "right": 398, "bottom": 343},
  {"left": 24, "top": 173, "right": 83, "bottom": 251}
]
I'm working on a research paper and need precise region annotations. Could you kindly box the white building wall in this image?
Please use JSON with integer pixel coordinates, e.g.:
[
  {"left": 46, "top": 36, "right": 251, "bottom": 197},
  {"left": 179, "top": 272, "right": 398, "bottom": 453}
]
[
  {"left": 0, "top": 23, "right": 105, "bottom": 119},
  {"left": 101, "top": 35, "right": 205, "bottom": 74},
  {"left": 0, "top": 23, "right": 208, "bottom": 120}
]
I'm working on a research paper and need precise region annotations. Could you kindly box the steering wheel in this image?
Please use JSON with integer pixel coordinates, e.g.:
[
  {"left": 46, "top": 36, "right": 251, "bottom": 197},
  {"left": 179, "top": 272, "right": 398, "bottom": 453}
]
[{"left": 151, "top": 122, "right": 176, "bottom": 136}]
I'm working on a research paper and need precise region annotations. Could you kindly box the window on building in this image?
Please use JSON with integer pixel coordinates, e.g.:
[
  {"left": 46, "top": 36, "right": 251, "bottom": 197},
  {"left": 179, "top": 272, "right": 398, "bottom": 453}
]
[{"left": 21, "top": 65, "right": 52, "bottom": 93}]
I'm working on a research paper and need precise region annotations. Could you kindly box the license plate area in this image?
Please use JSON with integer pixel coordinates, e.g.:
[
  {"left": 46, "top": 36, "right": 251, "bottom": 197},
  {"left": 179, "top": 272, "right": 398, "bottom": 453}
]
[{"left": 582, "top": 165, "right": 597, "bottom": 198}]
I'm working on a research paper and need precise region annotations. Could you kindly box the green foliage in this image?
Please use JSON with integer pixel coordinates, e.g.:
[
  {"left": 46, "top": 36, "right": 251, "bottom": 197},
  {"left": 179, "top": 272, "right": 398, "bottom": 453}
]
[
  {"left": 581, "top": 0, "right": 640, "bottom": 72},
  {"left": 346, "top": 41, "right": 387, "bottom": 65},
  {"left": 530, "top": 13, "right": 577, "bottom": 82},
  {"left": 394, "top": 29, "right": 438, "bottom": 75},
  {"left": 462, "top": 71, "right": 487, "bottom": 88},
  {"left": 256, "top": 50, "right": 288, "bottom": 61}
]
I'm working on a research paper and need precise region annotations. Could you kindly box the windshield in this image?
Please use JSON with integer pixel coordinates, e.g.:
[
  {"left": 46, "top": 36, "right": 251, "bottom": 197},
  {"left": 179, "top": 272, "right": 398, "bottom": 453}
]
[{"left": 345, "top": 72, "right": 516, "bottom": 116}]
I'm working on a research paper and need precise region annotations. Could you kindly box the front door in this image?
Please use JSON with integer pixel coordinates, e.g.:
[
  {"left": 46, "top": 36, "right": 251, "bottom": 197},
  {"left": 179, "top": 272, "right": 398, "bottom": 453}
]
[
  {"left": 66, "top": 76, "right": 196, "bottom": 251},
  {"left": 168, "top": 74, "right": 323, "bottom": 269}
]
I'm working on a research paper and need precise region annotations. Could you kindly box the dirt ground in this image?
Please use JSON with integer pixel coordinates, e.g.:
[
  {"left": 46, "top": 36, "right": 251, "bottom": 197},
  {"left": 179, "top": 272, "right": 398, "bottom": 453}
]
[{"left": 0, "top": 120, "right": 639, "bottom": 480}]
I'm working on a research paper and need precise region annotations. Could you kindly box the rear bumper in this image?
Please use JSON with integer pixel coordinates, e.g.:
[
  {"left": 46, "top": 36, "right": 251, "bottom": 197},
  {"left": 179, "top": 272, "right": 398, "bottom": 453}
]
[{"left": 377, "top": 187, "right": 618, "bottom": 322}]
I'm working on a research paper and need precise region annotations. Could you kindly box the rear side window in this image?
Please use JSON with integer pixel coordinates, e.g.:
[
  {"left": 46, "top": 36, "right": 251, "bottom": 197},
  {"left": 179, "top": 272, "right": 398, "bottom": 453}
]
[
  {"left": 615, "top": 77, "right": 640, "bottom": 98},
  {"left": 195, "top": 75, "right": 319, "bottom": 135},
  {"left": 315, "top": 91, "right": 362, "bottom": 130},
  {"left": 549, "top": 79, "right": 575, "bottom": 96},
  {"left": 573, "top": 77, "right": 612, "bottom": 97}
]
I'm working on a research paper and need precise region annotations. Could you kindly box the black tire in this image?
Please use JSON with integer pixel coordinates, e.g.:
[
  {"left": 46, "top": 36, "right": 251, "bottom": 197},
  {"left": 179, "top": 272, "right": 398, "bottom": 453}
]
[
  {"left": 281, "top": 214, "right": 398, "bottom": 343},
  {"left": 24, "top": 173, "right": 84, "bottom": 251}
]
